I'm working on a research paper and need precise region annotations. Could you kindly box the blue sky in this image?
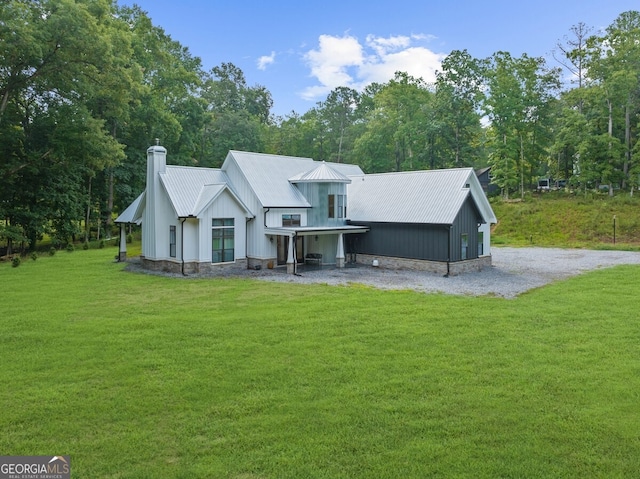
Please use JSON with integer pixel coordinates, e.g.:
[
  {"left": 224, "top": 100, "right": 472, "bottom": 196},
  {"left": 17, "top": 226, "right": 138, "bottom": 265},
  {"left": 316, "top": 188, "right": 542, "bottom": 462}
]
[{"left": 120, "top": 1, "right": 638, "bottom": 116}]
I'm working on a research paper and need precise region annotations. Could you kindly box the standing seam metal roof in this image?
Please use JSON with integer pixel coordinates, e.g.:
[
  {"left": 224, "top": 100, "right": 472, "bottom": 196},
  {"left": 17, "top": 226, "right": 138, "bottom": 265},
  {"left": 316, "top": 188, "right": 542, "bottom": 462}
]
[
  {"left": 224, "top": 151, "right": 363, "bottom": 207},
  {"left": 289, "top": 161, "right": 352, "bottom": 183},
  {"left": 347, "top": 168, "right": 494, "bottom": 225},
  {"left": 159, "top": 166, "right": 252, "bottom": 217},
  {"left": 115, "top": 191, "right": 145, "bottom": 224}
]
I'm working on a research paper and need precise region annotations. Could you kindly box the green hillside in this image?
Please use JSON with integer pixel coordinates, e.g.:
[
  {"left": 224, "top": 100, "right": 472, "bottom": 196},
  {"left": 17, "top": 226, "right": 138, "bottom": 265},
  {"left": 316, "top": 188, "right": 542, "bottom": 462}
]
[{"left": 490, "top": 192, "right": 640, "bottom": 249}]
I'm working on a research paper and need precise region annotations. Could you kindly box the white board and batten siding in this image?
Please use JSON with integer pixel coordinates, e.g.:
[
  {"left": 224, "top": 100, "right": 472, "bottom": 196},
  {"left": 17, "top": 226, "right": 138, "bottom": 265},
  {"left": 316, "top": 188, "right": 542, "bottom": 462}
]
[
  {"left": 479, "top": 223, "right": 492, "bottom": 257},
  {"left": 142, "top": 184, "right": 175, "bottom": 261},
  {"left": 195, "top": 190, "right": 248, "bottom": 263}
]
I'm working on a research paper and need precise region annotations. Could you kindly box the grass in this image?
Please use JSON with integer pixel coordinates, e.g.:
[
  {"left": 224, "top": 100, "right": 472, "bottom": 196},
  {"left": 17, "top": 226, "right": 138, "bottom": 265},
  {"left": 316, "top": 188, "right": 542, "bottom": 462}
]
[
  {"left": 491, "top": 191, "right": 640, "bottom": 249},
  {"left": 2, "top": 245, "right": 640, "bottom": 477}
]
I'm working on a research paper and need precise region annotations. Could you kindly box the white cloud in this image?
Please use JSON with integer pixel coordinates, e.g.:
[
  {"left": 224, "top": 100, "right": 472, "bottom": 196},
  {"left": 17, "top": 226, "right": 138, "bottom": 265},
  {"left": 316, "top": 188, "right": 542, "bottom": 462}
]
[
  {"left": 359, "top": 46, "right": 445, "bottom": 85},
  {"left": 301, "top": 33, "right": 446, "bottom": 102},
  {"left": 257, "top": 51, "right": 276, "bottom": 70},
  {"left": 301, "top": 34, "right": 363, "bottom": 99},
  {"left": 365, "top": 34, "right": 412, "bottom": 56}
]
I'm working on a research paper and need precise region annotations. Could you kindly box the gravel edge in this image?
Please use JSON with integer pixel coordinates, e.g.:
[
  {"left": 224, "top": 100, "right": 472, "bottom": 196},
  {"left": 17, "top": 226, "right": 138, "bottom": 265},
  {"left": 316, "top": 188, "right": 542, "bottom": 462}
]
[{"left": 123, "top": 247, "right": 640, "bottom": 298}]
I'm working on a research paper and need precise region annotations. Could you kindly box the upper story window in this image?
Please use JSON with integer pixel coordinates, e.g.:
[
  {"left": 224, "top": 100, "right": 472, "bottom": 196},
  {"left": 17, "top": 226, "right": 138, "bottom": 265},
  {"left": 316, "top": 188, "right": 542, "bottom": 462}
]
[
  {"left": 337, "top": 195, "right": 346, "bottom": 218},
  {"left": 282, "top": 214, "right": 301, "bottom": 227},
  {"left": 329, "top": 194, "right": 346, "bottom": 219}
]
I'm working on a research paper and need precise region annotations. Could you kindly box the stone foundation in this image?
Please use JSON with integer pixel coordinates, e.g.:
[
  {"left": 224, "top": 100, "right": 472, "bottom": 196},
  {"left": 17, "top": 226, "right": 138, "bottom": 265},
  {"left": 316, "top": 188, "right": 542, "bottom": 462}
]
[
  {"left": 355, "top": 254, "right": 492, "bottom": 276},
  {"left": 140, "top": 257, "right": 248, "bottom": 275},
  {"left": 247, "top": 257, "right": 278, "bottom": 271},
  {"left": 136, "top": 254, "right": 491, "bottom": 276}
]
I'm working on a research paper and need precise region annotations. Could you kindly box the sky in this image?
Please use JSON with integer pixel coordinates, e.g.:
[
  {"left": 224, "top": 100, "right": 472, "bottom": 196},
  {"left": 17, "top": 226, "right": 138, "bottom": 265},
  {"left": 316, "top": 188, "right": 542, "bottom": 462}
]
[{"left": 119, "top": 0, "right": 639, "bottom": 117}]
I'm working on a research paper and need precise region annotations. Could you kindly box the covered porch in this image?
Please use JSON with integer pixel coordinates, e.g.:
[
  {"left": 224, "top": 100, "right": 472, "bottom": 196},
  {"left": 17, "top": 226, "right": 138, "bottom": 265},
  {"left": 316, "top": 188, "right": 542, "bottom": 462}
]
[{"left": 264, "top": 225, "right": 369, "bottom": 274}]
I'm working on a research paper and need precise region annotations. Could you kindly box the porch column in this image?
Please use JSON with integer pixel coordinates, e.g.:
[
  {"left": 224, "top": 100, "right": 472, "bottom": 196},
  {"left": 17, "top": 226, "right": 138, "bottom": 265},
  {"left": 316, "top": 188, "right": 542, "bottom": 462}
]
[
  {"left": 286, "top": 233, "right": 295, "bottom": 274},
  {"left": 118, "top": 224, "right": 127, "bottom": 262},
  {"left": 336, "top": 233, "right": 345, "bottom": 268}
]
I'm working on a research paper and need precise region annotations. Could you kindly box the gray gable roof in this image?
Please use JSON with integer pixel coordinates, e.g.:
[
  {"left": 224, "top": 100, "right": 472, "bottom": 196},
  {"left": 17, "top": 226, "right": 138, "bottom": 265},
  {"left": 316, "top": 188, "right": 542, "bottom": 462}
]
[
  {"left": 347, "top": 167, "right": 496, "bottom": 225},
  {"left": 223, "top": 151, "right": 363, "bottom": 208},
  {"left": 159, "top": 165, "right": 252, "bottom": 218},
  {"left": 115, "top": 191, "right": 145, "bottom": 224}
]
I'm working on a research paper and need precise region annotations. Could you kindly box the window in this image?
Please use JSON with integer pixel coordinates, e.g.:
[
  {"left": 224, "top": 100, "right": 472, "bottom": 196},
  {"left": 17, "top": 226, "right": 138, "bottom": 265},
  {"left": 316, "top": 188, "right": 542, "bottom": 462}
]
[
  {"left": 337, "top": 195, "right": 346, "bottom": 218},
  {"left": 169, "top": 226, "right": 176, "bottom": 258},
  {"left": 212, "top": 218, "right": 234, "bottom": 263},
  {"left": 477, "top": 232, "right": 484, "bottom": 256},
  {"left": 282, "top": 214, "right": 301, "bottom": 227},
  {"left": 328, "top": 194, "right": 335, "bottom": 218},
  {"left": 461, "top": 234, "right": 468, "bottom": 260}
]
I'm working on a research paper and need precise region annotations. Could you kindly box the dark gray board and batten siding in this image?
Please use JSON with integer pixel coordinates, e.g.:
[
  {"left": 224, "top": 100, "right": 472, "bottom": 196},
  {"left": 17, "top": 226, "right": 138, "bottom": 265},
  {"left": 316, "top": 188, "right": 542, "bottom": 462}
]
[{"left": 348, "top": 195, "right": 482, "bottom": 262}]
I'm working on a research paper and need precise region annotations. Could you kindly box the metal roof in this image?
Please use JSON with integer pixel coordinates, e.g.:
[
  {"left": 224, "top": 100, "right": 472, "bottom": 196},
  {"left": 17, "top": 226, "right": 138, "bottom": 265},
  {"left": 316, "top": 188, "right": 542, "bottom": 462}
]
[
  {"left": 192, "top": 184, "right": 226, "bottom": 216},
  {"left": 117, "top": 150, "right": 495, "bottom": 229},
  {"left": 159, "top": 166, "right": 252, "bottom": 217},
  {"left": 224, "top": 151, "right": 363, "bottom": 207},
  {"left": 289, "top": 161, "right": 352, "bottom": 183},
  {"left": 347, "top": 167, "right": 496, "bottom": 225},
  {"left": 115, "top": 192, "right": 144, "bottom": 224}
]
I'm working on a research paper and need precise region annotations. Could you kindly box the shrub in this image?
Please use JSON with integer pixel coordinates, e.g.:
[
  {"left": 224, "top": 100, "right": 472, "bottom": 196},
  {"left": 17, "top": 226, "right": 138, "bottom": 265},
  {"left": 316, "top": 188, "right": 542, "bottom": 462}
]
[
  {"left": 49, "top": 247, "right": 56, "bottom": 256},
  {"left": 11, "top": 256, "right": 20, "bottom": 268},
  {"left": 66, "top": 243, "right": 74, "bottom": 253},
  {"left": 83, "top": 242, "right": 89, "bottom": 250},
  {"left": 99, "top": 240, "right": 105, "bottom": 249},
  {"left": 127, "top": 234, "right": 133, "bottom": 244},
  {"left": 30, "top": 252, "right": 37, "bottom": 261}
]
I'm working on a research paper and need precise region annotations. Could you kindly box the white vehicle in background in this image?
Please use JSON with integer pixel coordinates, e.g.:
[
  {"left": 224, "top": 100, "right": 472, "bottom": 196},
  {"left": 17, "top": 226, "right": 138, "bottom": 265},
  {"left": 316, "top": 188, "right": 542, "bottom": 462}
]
[{"left": 537, "top": 178, "right": 551, "bottom": 191}]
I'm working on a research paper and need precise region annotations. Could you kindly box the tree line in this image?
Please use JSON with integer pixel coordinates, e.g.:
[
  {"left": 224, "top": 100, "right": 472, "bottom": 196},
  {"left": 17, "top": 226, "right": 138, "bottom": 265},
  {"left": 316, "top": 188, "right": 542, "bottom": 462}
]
[{"left": 1, "top": 0, "right": 639, "bottom": 252}]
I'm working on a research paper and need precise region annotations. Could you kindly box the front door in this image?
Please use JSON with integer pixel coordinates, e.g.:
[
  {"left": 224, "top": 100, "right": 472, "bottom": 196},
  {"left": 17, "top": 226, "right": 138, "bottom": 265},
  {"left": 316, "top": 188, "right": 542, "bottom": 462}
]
[{"left": 277, "top": 235, "right": 304, "bottom": 265}]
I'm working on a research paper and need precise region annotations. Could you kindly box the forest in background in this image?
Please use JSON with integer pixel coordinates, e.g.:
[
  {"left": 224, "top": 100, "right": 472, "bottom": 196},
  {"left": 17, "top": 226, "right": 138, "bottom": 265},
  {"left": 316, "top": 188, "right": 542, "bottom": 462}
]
[{"left": 1, "top": 0, "right": 640, "bottom": 252}]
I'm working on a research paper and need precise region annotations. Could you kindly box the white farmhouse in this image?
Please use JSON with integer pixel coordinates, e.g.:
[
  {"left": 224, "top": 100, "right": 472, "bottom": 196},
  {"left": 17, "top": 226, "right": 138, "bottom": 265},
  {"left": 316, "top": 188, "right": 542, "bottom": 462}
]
[{"left": 116, "top": 145, "right": 496, "bottom": 275}]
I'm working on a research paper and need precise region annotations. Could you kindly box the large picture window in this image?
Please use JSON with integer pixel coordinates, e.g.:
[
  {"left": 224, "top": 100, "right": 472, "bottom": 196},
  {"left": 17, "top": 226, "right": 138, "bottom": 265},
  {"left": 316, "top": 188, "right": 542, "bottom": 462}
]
[
  {"left": 212, "top": 218, "right": 234, "bottom": 263},
  {"left": 169, "top": 226, "right": 176, "bottom": 258}
]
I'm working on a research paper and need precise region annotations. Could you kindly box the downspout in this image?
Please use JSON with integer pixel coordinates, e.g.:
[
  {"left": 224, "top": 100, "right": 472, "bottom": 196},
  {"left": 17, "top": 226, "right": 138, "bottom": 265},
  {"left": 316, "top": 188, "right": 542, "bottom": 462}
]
[
  {"left": 445, "top": 225, "right": 451, "bottom": 277},
  {"left": 293, "top": 232, "right": 301, "bottom": 276},
  {"left": 180, "top": 217, "right": 187, "bottom": 276},
  {"left": 263, "top": 208, "right": 271, "bottom": 270},
  {"left": 263, "top": 208, "right": 270, "bottom": 227},
  {"left": 246, "top": 216, "right": 253, "bottom": 269}
]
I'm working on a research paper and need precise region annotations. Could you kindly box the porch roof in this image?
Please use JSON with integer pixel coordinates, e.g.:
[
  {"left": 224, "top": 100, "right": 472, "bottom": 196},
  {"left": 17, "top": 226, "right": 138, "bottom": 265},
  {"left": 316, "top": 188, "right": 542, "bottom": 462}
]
[{"left": 264, "top": 225, "right": 369, "bottom": 236}]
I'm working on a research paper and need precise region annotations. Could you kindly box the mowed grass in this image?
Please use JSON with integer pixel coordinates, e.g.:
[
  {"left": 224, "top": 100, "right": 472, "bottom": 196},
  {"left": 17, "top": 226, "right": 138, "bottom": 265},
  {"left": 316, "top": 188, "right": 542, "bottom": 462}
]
[{"left": 2, "top": 247, "right": 640, "bottom": 478}]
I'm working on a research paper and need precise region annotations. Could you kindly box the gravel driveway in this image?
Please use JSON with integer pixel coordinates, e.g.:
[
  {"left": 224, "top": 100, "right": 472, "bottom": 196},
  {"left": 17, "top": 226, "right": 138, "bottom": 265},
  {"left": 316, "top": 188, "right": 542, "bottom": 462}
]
[
  {"left": 256, "top": 247, "right": 640, "bottom": 298},
  {"left": 125, "top": 247, "right": 640, "bottom": 298}
]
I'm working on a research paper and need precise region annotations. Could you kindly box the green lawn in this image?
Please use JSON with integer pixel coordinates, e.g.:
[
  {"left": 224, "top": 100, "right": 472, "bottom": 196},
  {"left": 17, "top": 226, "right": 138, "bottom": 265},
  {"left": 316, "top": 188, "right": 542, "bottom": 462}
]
[{"left": 2, "top": 246, "right": 640, "bottom": 478}]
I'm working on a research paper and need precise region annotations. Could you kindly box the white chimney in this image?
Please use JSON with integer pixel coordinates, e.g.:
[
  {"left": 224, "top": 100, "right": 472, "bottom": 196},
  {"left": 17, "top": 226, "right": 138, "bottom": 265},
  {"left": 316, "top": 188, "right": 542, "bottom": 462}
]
[{"left": 142, "top": 144, "right": 167, "bottom": 260}]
